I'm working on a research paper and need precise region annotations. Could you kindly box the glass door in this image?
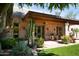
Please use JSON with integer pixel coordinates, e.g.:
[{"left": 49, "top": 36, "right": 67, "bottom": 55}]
[
  {"left": 35, "top": 26, "right": 44, "bottom": 38},
  {"left": 56, "top": 26, "right": 63, "bottom": 40}
]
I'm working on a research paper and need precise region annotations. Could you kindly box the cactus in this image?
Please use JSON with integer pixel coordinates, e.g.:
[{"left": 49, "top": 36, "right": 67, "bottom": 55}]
[{"left": 26, "top": 18, "right": 35, "bottom": 47}]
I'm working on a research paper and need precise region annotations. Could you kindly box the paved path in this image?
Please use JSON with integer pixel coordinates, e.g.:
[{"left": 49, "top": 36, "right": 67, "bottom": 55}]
[{"left": 37, "top": 40, "right": 79, "bottom": 50}]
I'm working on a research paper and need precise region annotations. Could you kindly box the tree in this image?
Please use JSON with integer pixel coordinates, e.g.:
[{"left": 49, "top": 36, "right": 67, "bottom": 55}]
[
  {"left": 73, "top": 28, "right": 79, "bottom": 37},
  {"left": 0, "top": 4, "right": 13, "bottom": 32},
  {"left": 64, "top": 11, "right": 77, "bottom": 19},
  {"left": 18, "top": 3, "right": 77, "bottom": 11},
  {"left": 55, "top": 10, "right": 61, "bottom": 16}
]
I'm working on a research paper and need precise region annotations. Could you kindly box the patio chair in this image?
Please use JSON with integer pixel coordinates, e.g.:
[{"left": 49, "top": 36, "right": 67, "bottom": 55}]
[{"left": 51, "top": 35, "right": 54, "bottom": 40}]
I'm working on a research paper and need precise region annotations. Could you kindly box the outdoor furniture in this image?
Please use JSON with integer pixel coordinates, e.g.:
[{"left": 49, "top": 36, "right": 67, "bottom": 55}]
[
  {"left": 55, "top": 35, "right": 59, "bottom": 40},
  {"left": 50, "top": 33, "right": 59, "bottom": 41},
  {"left": 50, "top": 34, "right": 60, "bottom": 41},
  {"left": 50, "top": 35, "right": 55, "bottom": 40}
]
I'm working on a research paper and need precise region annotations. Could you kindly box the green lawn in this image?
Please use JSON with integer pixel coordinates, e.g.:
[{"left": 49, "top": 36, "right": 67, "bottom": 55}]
[{"left": 38, "top": 44, "right": 79, "bottom": 56}]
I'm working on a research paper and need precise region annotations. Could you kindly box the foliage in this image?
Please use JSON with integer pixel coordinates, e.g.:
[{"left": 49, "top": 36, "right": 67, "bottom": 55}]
[
  {"left": 64, "top": 11, "right": 77, "bottom": 19},
  {"left": 0, "top": 3, "right": 77, "bottom": 13},
  {"left": 73, "top": 28, "right": 79, "bottom": 32},
  {"left": 13, "top": 26, "right": 19, "bottom": 33},
  {"left": 55, "top": 10, "right": 61, "bottom": 16},
  {"left": 61, "top": 35, "right": 70, "bottom": 44},
  {"left": 72, "top": 28, "right": 79, "bottom": 39},
  {"left": 0, "top": 18, "right": 4, "bottom": 32},
  {"left": 35, "top": 37, "right": 44, "bottom": 48},
  {"left": 0, "top": 29, "right": 8, "bottom": 39},
  {"left": 38, "top": 44, "right": 79, "bottom": 56},
  {"left": 18, "top": 3, "right": 77, "bottom": 11},
  {"left": 0, "top": 4, "right": 12, "bottom": 14},
  {"left": 0, "top": 4, "right": 13, "bottom": 30},
  {"left": 0, "top": 43, "right": 1, "bottom": 51},
  {"left": 0, "top": 38, "right": 16, "bottom": 49},
  {"left": 11, "top": 40, "right": 33, "bottom": 56},
  {"left": 13, "top": 23, "right": 19, "bottom": 32}
]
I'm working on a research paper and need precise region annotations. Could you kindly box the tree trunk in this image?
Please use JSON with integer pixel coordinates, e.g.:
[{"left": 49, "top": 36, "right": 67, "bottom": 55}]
[
  {"left": 0, "top": 4, "right": 13, "bottom": 31},
  {"left": 3, "top": 13, "right": 7, "bottom": 29}
]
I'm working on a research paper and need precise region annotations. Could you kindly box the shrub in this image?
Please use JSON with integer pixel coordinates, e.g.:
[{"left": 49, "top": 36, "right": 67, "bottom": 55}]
[
  {"left": 13, "top": 26, "right": 19, "bottom": 33},
  {"left": 11, "top": 41, "right": 33, "bottom": 56},
  {"left": 35, "top": 37, "right": 44, "bottom": 48},
  {"left": 0, "top": 38, "right": 16, "bottom": 49},
  {"left": 61, "top": 35, "right": 70, "bottom": 44}
]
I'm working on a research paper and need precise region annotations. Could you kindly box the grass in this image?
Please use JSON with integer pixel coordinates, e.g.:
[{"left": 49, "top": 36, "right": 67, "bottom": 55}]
[{"left": 38, "top": 44, "right": 79, "bottom": 56}]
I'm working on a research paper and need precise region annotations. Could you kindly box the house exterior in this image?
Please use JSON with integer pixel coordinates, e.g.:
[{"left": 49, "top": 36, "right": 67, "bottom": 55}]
[{"left": 18, "top": 11, "right": 79, "bottom": 40}]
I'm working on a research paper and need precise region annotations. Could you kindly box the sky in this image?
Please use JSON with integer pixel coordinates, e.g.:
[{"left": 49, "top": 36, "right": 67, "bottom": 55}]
[{"left": 13, "top": 3, "right": 79, "bottom": 20}]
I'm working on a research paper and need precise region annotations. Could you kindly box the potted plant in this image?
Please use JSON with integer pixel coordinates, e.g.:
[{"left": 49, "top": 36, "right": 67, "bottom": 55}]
[
  {"left": 35, "top": 37, "right": 44, "bottom": 48},
  {"left": 62, "top": 35, "right": 69, "bottom": 44}
]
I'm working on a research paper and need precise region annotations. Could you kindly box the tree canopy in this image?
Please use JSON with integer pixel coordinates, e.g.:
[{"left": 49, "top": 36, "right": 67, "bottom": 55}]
[
  {"left": 18, "top": 3, "right": 78, "bottom": 11},
  {"left": 64, "top": 11, "right": 77, "bottom": 19},
  {"left": 0, "top": 3, "right": 78, "bottom": 15}
]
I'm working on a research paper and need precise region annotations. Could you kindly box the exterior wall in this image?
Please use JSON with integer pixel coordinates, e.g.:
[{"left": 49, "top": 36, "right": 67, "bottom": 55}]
[
  {"left": 35, "top": 19, "right": 65, "bottom": 40},
  {"left": 19, "top": 17, "right": 65, "bottom": 40},
  {"left": 69, "top": 25, "right": 79, "bottom": 39},
  {"left": 19, "top": 18, "right": 29, "bottom": 39}
]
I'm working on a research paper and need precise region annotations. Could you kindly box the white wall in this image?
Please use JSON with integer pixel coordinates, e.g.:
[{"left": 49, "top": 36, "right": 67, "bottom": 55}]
[{"left": 69, "top": 25, "right": 79, "bottom": 39}]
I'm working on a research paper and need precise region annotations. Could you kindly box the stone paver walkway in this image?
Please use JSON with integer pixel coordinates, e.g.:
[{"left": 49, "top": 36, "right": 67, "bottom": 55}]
[{"left": 37, "top": 40, "right": 79, "bottom": 50}]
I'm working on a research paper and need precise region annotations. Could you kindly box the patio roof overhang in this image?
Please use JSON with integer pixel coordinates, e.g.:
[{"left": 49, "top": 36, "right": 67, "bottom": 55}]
[
  {"left": 24, "top": 11, "right": 79, "bottom": 25},
  {"left": 65, "top": 20, "right": 79, "bottom": 25}
]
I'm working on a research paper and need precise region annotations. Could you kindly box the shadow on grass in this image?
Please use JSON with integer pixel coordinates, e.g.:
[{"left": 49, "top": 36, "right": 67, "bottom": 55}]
[{"left": 38, "top": 52, "right": 58, "bottom": 56}]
